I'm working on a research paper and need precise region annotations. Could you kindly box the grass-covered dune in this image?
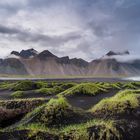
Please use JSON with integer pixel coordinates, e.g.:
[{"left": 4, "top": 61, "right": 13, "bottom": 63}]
[
  {"left": 19, "top": 97, "right": 91, "bottom": 128},
  {"left": 1, "top": 117, "right": 139, "bottom": 140},
  {"left": 1, "top": 80, "right": 140, "bottom": 99},
  {"left": 59, "top": 82, "right": 138, "bottom": 97},
  {"left": 90, "top": 89, "right": 140, "bottom": 118},
  {"left": 59, "top": 83, "right": 108, "bottom": 97},
  {"left": 0, "top": 81, "right": 140, "bottom": 139},
  {"left": 0, "top": 98, "right": 47, "bottom": 127}
]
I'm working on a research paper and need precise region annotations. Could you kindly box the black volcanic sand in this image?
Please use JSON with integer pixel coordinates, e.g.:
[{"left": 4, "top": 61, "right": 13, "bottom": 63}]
[
  {"left": 0, "top": 89, "right": 13, "bottom": 100},
  {"left": 67, "top": 90, "right": 118, "bottom": 110}
]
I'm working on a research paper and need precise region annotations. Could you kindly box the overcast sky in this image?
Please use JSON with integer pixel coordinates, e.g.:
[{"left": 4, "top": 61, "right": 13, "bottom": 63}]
[{"left": 0, "top": 0, "right": 140, "bottom": 61}]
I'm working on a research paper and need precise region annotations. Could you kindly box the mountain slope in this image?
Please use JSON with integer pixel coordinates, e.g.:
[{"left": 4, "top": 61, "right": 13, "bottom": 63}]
[
  {"left": 0, "top": 58, "right": 28, "bottom": 75},
  {"left": 88, "top": 58, "right": 140, "bottom": 76}
]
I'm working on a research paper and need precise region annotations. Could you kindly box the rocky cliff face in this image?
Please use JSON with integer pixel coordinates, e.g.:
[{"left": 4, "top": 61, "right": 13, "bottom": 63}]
[{"left": 1, "top": 49, "right": 140, "bottom": 76}]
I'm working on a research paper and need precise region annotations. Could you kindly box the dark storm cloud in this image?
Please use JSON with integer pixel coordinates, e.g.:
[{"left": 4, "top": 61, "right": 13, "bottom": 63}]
[
  {"left": 0, "top": 25, "right": 82, "bottom": 47},
  {"left": 17, "top": 31, "right": 82, "bottom": 47},
  {"left": 0, "top": 0, "right": 140, "bottom": 60},
  {"left": 0, "top": 25, "right": 21, "bottom": 34}
]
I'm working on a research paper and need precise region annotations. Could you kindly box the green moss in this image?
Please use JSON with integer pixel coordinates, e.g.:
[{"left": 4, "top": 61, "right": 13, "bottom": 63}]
[{"left": 59, "top": 83, "right": 108, "bottom": 97}]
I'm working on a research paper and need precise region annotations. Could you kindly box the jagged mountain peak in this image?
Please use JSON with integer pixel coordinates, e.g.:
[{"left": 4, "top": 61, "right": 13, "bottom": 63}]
[
  {"left": 20, "top": 48, "right": 38, "bottom": 58},
  {"left": 10, "top": 48, "right": 38, "bottom": 59},
  {"left": 106, "top": 50, "right": 130, "bottom": 56},
  {"left": 11, "top": 51, "right": 20, "bottom": 56},
  {"left": 37, "top": 50, "right": 57, "bottom": 59},
  {"left": 70, "top": 58, "right": 89, "bottom": 67}
]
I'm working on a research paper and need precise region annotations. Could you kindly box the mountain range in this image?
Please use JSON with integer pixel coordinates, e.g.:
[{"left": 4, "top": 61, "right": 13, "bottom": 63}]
[{"left": 0, "top": 48, "right": 140, "bottom": 77}]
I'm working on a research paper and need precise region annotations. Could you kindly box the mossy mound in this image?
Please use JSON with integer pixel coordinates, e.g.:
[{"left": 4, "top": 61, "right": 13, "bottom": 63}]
[
  {"left": 59, "top": 83, "right": 108, "bottom": 97},
  {"left": 2, "top": 119, "right": 140, "bottom": 140},
  {"left": 11, "top": 81, "right": 39, "bottom": 91},
  {"left": 11, "top": 119, "right": 121, "bottom": 140},
  {"left": 90, "top": 90, "right": 140, "bottom": 118},
  {"left": 61, "top": 120, "right": 121, "bottom": 140},
  {"left": 0, "top": 98, "right": 47, "bottom": 128},
  {"left": 11, "top": 91, "right": 24, "bottom": 98},
  {"left": 21, "top": 97, "right": 90, "bottom": 127},
  {"left": 0, "top": 98, "right": 47, "bottom": 111}
]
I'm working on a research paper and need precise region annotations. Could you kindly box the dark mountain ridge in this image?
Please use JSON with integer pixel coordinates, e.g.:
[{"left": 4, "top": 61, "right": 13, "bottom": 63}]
[
  {"left": 11, "top": 48, "right": 38, "bottom": 58},
  {"left": 0, "top": 49, "right": 140, "bottom": 76}
]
